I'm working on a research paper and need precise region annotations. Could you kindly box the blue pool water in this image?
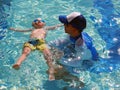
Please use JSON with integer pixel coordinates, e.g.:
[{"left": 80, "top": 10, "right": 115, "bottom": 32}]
[{"left": 0, "top": 0, "right": 120, "bottom": 90}]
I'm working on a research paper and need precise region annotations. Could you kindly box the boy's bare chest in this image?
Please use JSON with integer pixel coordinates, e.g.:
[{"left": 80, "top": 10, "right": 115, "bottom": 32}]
[
  {"left": 30, "top": 29, "right": 46, "bottom": 38},
  {"left": 32, "top": 29, "right": 46, "bottom": 35}
]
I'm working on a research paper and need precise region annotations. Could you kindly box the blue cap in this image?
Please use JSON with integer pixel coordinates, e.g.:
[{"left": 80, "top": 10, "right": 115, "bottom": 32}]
[
  {"left": 59, "top": 12, "right": 86, "bottom": 30},
  {"left": 59, "top": 15, "right": 68, "bottom": 24}
]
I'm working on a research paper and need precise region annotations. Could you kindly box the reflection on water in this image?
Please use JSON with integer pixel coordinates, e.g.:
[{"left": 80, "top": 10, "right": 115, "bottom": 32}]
[{"left": 0, "top": 0, "right": 120, "bottom": 90}]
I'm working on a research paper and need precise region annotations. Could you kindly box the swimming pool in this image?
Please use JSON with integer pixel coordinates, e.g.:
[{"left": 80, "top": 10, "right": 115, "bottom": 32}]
[{"left": 0, "top": 0, "right": 120, "bottom": 90}]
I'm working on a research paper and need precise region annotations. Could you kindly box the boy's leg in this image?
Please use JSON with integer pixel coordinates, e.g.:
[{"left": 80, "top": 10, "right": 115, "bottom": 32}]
[
  {"left": 12, "top": 47, "right": 31, "bottom": 70},
  {"left": 42, "top": 47, "right": 55, "bottom": 80}
]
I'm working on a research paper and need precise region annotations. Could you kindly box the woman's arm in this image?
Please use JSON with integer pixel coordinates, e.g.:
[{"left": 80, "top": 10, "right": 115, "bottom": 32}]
[
  {"left": 48, "top": 36, "right": 70, "bottom": 50},
  {"left": 9, "top": 27, "right": 34, "bottom": 32},
  {"left": 45, "top": 24, "right": 63, "bottom": 30}
]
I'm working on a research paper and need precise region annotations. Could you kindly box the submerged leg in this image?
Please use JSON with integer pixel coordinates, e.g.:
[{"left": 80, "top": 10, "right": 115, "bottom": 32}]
[{"left": 54, "top": 66, "right": 85, "bottom": 88}]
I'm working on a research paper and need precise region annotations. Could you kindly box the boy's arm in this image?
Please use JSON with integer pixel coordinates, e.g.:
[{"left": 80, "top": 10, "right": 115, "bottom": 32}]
[
  {"left": 9, "top": 27, "right": 33, "bottom": 32},
  {"left": 45, "top": 24, "right": 63, "bottom": 30}
]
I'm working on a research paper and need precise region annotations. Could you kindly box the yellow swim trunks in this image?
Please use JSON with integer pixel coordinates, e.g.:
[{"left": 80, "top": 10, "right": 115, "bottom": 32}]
[{"left": 24, "top": 39, "right": 47, "bottom": 51}]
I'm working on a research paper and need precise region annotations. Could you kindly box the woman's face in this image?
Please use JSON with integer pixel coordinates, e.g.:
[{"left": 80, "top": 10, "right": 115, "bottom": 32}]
[{"left": 64, "top": 24, "right": 78, "bottom": 37}]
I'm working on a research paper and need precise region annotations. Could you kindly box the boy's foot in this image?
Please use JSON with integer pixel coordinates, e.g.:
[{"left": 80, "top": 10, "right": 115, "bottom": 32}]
[
  {"left": 48, "top": 68, "right": 55, "bottom": 81},
  {"left": 12, "top": 64, "right": 20, "bottom": 70},
  {"left": 49, "top": 74, "right": 55, "bottom": 81}
]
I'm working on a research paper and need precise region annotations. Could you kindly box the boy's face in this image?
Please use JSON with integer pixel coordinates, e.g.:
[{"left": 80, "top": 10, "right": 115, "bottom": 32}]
[{"left": 32, "top": 18, "right": 45, "bottom": 28}]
